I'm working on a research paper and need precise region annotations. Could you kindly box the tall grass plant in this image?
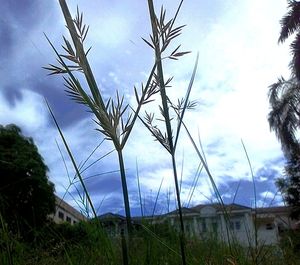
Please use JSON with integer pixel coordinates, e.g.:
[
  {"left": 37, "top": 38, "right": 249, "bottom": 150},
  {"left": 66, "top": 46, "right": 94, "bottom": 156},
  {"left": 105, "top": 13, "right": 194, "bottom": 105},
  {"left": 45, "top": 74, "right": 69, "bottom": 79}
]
[{"left": 1, "top": 1, "right": 296, "bottom": 264}]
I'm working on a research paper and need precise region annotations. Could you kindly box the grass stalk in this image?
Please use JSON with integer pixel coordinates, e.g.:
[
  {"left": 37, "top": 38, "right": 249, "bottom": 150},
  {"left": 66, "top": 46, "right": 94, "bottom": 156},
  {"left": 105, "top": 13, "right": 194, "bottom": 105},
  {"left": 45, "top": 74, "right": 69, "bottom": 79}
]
[
  {"left": 47, "top": 4, "right": 159, "bottom": 260},
  {"left": 151, "top": 178, "right": 164, "bottom": 218},
  {"left": 58, "top": 0, "right": 105, "bottom": 110},
  {"left": 0, "top": 213, "right": 13, "bottom": 265},
  {"left": 46, "top": 101, "right": 116, "bottom": 263},
  {"left": 146, "top": 1, "right": 188, "bottom": 264},
  {"left": 241, "top": 139, "right": 259, "bottom": 264},
  {"left": 46, "top": 3, "right": 159, "bottom": 257},
  {"left": 180, "top": 118, "right": 234, "bottom": 252},
  {"left": 185, "top": 162, "right": 203, "bottom": 208},
  {"left": 116, "top": 149, "right": 132, "bottom": 234},
  {"left": 135, "top": 159, "right": 144, "bottom": 217},
  {"left": 46, "top": 100, "right": 98, "bottom": 219}
]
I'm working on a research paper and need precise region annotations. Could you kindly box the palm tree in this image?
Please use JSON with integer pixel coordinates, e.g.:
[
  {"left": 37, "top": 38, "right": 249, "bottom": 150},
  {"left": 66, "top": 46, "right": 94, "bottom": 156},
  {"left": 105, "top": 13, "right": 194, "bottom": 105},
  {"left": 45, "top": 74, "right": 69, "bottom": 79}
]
[
  {"left": 268, "top": 1, "right": 300, "bottom": 156},
  {"left": 268, "top": 0, "right": 300, "bottom": 218},
  {"left": 268, "top": 77, "right": 300, "bottom": 158},
  {"left": 279, "top": 0, "right": 300, "bottom": 80}
]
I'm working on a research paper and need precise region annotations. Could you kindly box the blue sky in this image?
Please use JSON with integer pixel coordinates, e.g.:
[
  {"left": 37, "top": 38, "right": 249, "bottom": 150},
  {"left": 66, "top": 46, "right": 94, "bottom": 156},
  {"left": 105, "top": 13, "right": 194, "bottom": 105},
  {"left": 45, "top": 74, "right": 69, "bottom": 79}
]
[{"left": 0, "top": 0, "right": 291, "bottom": 216}]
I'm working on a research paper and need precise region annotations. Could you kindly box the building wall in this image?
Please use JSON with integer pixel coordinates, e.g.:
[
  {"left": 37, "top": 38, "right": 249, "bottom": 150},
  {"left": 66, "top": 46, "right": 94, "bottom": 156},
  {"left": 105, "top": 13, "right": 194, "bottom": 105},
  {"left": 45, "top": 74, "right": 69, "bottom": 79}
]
[
  {"left": 49, "top": 196, "right": 87, "bottom": 225},
  {"left": 255, "top": 208, "right": 295, "bottom": 245},
  {"left": 158, "top": 205, "right": 297, "bottom": 246},
  {"left": 95, "top": 205, "right": 298, "bottom": 246}
]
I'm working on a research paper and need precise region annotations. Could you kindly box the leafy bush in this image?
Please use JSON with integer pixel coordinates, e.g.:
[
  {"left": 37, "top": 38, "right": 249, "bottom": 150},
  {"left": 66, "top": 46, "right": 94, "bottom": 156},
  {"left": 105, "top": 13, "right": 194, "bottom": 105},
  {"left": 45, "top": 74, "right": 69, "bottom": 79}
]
[{"left": 0, "top": 124, "right": 55, "bottom": 239}]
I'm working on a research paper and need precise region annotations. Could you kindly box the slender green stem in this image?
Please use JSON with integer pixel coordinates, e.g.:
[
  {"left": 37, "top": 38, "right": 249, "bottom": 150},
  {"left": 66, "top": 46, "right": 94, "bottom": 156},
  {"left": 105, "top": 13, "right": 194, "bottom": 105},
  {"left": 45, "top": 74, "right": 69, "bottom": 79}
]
[
  {"left": 46, "top": 100, "right": 98, "bottom": 219},
  {"left": 151, "top": 177, "right": 164, "bottom": 217},
  {"left": 136, "top": 159, "right": 144, "bottom": 217},
  {"left": 181, "top": 118, "right": 234, "bottom": 252},
  {"left": 46, "top": 100, "right": 116, "bottom": 263},
  {"left": 0, "top": 213, "right": 13, "bottom": 265},
  {"left": 147, "top": 1, "right": 187, "bottom": 264},
  {"left": 241, "top": 139, "right": 258, "bottom": 263},
  {"left": 117, "top": 149, "right": 131, "bottom": 264},
  {"left": 121, "top": 229, "right": 129, "bottom": 265},
  {"left": 171, "top": 153, "right": 187, "bottom": 265},
  {"left": 117, "top": 149, "right": 132, "bottom": 234},
  {"left": 147, "top": 0, "right": 174, "bottom": 155}
]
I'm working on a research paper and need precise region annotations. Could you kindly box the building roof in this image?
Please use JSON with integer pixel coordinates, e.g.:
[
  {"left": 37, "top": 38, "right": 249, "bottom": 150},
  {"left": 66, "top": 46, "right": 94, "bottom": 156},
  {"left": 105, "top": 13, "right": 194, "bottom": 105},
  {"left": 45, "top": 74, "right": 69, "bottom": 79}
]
[
  {"left": 191, "top": 203, "right": 251, "bottom": 212},
  {"left": 159, "top": 203, "right": 252, "bottom": 218},
  {"left": 98, "top": 212, "right": 126, "bottom": 221},
  {"left": 97, "top": 204, "right": 294, "bottom": 221},
  {"left": 163, "top": 207, "right": 197, "bottom": 216},
  {"left": 255, "top": 206, "right": 291, "bottom": 214}
]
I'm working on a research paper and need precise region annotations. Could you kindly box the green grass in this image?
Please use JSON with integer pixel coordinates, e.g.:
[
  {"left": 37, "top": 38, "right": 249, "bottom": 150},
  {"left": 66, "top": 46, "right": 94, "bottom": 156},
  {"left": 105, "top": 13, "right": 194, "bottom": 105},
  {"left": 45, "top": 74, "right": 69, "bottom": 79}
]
[
  {"left": 1, "top": 219, "right": 300, "bottom": 265},
  {"left": 1, "top": 1, "right": 300, "bottom": 265}
]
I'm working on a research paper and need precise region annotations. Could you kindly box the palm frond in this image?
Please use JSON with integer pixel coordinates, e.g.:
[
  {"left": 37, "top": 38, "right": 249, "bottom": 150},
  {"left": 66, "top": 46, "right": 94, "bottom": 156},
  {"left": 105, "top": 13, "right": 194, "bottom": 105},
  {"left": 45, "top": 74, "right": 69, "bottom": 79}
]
[
  {"left": 268, "top": 77, "right": 286, "bottom": 106},
  {"left": 268, "top": 77, "right": 300, "bottom": 156},
  {"left": 279, "top": 0, "right": 300, "bottom": 43},
  {"left": 290, "top": 33, "right": 300, "bottom": 79}
]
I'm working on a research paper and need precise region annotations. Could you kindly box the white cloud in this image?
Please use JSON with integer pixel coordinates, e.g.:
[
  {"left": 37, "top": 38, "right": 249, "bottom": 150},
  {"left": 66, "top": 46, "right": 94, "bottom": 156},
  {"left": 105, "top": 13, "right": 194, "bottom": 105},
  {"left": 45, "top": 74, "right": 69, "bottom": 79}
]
[
  {"left": 260, "top": 191, "right": 276, "bottom": 200},
  {"left": 1, "top": 0, "right": 291, "bottom": 212},
  {"left": 0, "top": 89, "right": 48, "bottom": 131},
  {"left": 59, "top": 0, "right": 289, "bottom": 209},
  {"left": 122, "top": 0, "right": 289, "bottom": 206}
]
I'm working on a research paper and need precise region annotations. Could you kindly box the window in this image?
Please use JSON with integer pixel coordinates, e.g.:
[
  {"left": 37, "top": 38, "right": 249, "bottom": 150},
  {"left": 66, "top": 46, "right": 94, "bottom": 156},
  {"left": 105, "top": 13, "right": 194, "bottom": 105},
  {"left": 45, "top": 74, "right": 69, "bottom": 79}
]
[
  {"left": 58, "top": 211, "right": 64, "bottom": 220},
  {"left": 185, "top": 223, "right": 190, "bottom": 234},
  {"left": 66, "top": 216, "right": 72, "bottom": 223},
  {"left": 229, "top": 222, "right": 234, "bottom": 230},
  {"left": 73, "top": 220, "right": 77, "bottom": 225},
  {"left": 235, "top": 221, "right": 241, "bottom": 230},
  {"left": 278, "top": 222, "right": 285, "bottom": 233},
  {"left": 212, "top": 222, "right": 218, "bottom": 232},
  {"left": 202, "top": 222, "right": 207, "bottom": 232},
  {"left": 266, "top": 223, "right": 274, "bottom": 230}
]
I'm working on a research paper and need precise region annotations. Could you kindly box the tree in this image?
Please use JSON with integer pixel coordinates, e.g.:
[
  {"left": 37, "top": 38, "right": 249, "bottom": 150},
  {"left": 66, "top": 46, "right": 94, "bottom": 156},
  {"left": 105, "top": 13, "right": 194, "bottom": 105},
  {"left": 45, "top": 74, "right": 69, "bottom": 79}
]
[
  {"left": 268, "top": 0, "right": 300, "bottom": 219},
  {"left": 268, "top": 77, "right": 300, "bottom": 157},
  {"left": 276, "top": 156, "right": 300, "bottom": 219},
  {"left": 0, "top": 124, "right": 55, "bottom": 236},
  {"left": 278, "top": 0, "right": 300, "bottom": 80}
]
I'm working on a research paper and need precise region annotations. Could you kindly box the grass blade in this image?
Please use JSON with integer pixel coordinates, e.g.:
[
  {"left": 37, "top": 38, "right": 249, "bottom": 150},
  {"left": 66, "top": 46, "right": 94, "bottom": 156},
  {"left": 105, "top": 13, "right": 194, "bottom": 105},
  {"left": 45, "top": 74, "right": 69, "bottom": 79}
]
[
  {"left": 45, "top": 99, "right": 97, "bottom": 218},
  {"left": 174, "top": 53, "right": 199, "bottom": 150}
]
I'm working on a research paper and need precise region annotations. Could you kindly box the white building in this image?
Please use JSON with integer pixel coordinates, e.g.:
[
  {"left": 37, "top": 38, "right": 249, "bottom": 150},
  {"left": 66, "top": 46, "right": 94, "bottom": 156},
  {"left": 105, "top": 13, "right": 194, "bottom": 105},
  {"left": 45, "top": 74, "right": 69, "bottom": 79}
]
[
  {"left": 255, "top": 206, "right": 297, "bottom": 245},
  {"left": 152, "top": 203, "right": 298, "bottom": 246},
  {"left": 49, "top": 195, "right": 87, "bottom": 225},
  {"left": 97, "top": 203, "right": 299, "bottom": 246}
]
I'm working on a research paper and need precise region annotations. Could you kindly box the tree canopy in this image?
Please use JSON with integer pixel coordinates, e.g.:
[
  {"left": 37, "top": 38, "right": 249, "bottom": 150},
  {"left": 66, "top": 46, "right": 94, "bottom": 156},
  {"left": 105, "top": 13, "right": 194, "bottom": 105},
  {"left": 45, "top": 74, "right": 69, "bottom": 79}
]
[
  {"left": 0, "top": 124, "right": 55, "bottom": 236},
  {"left": 278, "top": 0, "right": 300, "bottom": 80},
  {"left": 268, "top": 0, "right": 300, "bottom": 219}
]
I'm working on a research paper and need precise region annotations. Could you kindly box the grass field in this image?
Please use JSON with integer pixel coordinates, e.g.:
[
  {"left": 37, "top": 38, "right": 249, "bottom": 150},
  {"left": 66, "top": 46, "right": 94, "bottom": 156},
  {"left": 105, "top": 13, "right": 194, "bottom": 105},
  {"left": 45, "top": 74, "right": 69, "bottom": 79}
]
[
  {"left": 1, "top": 218, "right": 300, "bottom": 265},
  {"left": 2, "top": 0, "right": 300, "bottom": 264}
]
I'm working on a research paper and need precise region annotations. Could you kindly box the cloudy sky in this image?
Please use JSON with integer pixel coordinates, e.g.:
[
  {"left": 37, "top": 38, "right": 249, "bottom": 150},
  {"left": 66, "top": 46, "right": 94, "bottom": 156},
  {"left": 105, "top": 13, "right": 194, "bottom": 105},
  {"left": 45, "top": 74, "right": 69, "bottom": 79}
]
[{"left": 0, "top": 0, "right": 292, "bottom": 216}]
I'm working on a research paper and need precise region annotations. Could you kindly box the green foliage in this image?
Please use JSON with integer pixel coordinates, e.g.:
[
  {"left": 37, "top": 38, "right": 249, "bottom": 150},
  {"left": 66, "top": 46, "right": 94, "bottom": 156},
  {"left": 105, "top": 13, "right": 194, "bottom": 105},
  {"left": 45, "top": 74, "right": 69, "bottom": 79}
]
[
  {"left": 268, "top": 1, "right": 300, "bottom": 219},
  {"left": 46, "top": 1, "right": 195, "bottom": 264},
  {"left": 278, "top": 0, "right": 300, "bottom": 80},
  {"left": 0, "top": 124, "right": 55, "bottom": 237},
  {"left": 277, "top": 156, "right": 300, "bottom": 219},
  {"left": 279, "top": 229, "right": 300, "bottom": 265},
  {"left": 1, "top": 219, "right": 298, "bottom": 265}
]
